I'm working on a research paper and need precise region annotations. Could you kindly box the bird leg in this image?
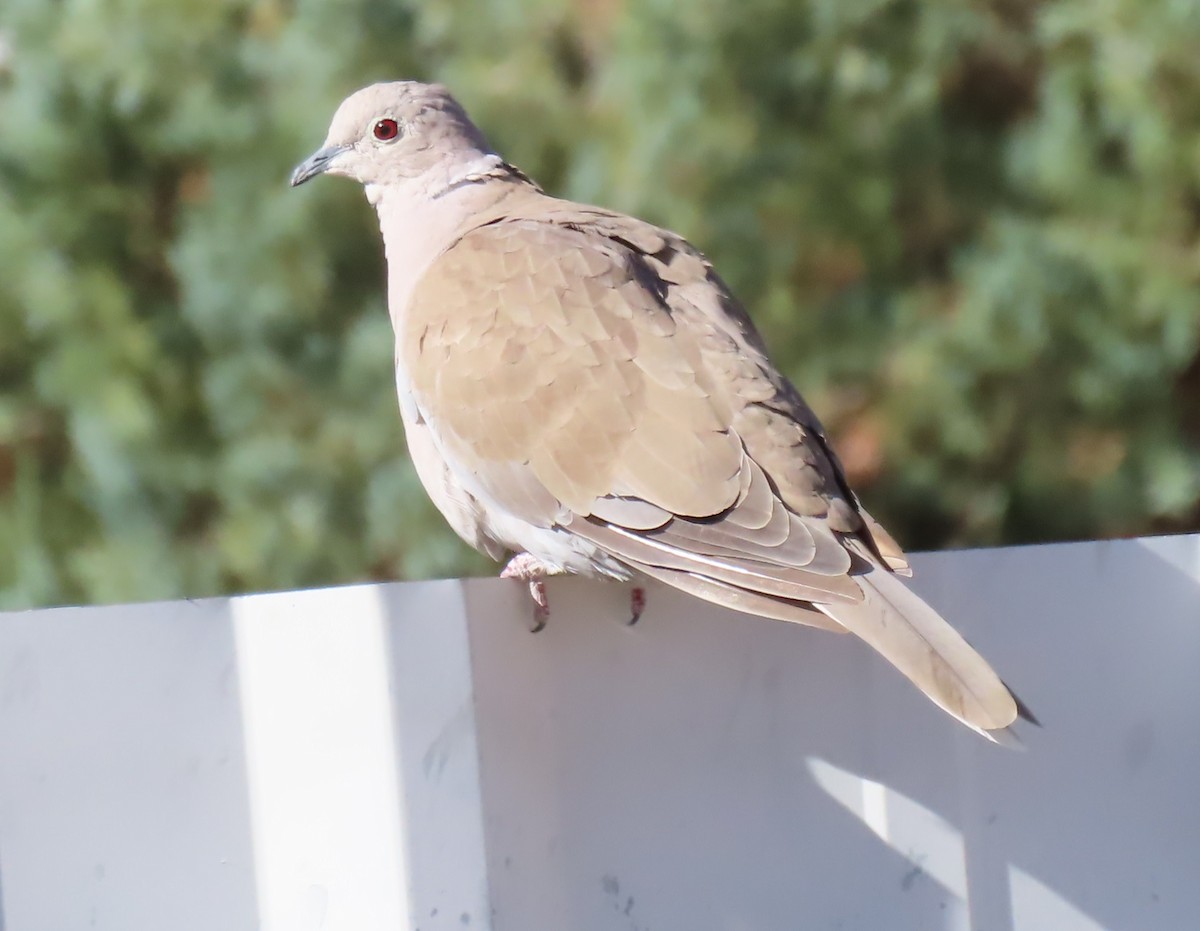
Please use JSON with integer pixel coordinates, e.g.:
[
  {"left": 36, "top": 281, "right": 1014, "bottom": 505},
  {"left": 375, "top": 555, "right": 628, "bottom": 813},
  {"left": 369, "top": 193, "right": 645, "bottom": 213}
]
[
  {"left": 500, "top": 552, "right": 556, "bottom": 633},
  {"left": 500, "top": 554, "right": 647, "bottom": 630},
  {"left": 629, "top": 586, "right": 646, "bottom": 625}
]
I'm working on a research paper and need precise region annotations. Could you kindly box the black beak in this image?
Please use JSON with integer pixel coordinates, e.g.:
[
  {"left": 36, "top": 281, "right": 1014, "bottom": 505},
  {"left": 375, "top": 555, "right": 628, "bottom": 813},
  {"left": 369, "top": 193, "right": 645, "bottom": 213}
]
[{"left": 290, "top": 144, "right": 349, "bottom": 187}]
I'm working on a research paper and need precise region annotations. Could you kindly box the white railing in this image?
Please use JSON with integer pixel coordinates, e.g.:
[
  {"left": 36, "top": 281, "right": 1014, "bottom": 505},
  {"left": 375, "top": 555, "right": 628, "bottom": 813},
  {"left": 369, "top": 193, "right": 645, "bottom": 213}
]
[{"left": 1, "top": 534, "right": 1197, "bottom": 930}]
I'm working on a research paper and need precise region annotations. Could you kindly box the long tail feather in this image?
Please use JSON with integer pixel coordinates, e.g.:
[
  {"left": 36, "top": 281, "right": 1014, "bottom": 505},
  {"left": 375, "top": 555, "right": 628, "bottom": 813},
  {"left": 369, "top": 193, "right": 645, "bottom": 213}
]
[{"left": 817, "top": 557, "right": 1019, "bottom": 739}]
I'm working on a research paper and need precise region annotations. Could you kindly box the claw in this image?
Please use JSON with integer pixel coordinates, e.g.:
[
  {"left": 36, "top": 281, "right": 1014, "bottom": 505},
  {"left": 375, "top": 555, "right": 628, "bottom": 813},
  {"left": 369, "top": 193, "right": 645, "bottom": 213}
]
[{"left": 529, "top": 579, "right": 549, "bottom": 633}]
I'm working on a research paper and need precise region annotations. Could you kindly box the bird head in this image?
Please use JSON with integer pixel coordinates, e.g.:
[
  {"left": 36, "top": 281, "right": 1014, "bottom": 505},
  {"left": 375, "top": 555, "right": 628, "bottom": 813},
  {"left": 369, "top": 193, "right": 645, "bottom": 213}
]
[{"left": 290, "top": 81, "right": 495, "bottom": 194}]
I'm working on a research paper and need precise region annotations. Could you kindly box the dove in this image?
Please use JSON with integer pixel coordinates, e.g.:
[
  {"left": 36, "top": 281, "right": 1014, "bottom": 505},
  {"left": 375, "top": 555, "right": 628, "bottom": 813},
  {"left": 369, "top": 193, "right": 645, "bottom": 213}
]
[{"left": 291, "top": 81, "right": 1034, "bottom": 741}]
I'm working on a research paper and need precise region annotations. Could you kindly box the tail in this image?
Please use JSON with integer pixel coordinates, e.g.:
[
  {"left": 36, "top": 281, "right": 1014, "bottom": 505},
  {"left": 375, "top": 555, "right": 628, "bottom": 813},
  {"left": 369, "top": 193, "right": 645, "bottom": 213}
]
[
  {"left": 575, "top": 514, "right": 1031, "bottom": 741},
  {"left": 818, "top": 554, "right": 1024, "bottom": 742}
]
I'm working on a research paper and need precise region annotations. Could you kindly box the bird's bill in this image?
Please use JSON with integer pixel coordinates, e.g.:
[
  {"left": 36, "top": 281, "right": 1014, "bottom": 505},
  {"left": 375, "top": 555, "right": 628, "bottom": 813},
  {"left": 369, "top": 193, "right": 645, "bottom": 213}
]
[{"left": 290, "top": 143, "right": 350, "bottom": 187}]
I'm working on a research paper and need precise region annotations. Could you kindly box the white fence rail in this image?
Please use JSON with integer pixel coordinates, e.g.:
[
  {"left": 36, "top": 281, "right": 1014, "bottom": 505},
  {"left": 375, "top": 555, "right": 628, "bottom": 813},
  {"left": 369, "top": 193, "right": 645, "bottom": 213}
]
[{"left": 2, "top": 534, "right": 1198, "bottom": 930}]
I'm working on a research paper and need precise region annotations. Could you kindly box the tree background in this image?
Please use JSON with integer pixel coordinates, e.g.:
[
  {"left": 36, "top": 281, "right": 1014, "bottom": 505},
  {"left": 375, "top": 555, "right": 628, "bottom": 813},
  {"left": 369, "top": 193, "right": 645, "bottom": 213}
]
[{"left": 2, "top": 0, "right": 1198, "bottom": 609}]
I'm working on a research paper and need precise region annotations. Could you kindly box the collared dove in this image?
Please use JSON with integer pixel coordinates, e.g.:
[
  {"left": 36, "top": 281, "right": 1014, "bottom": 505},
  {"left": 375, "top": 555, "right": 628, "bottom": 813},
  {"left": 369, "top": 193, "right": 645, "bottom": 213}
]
[{"left": 292, "top": 81, "right": 1033, "bottom": 741}]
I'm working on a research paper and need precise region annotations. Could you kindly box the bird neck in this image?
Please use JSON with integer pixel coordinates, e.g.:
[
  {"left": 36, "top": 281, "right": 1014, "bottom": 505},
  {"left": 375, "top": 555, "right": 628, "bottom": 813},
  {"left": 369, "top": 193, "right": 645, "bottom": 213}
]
[
  {"left": 372, "top": 168, "right": 537, "bottom": 329},
  {"left": 430, "top": 152, "right": 514, "bottom": 198}
]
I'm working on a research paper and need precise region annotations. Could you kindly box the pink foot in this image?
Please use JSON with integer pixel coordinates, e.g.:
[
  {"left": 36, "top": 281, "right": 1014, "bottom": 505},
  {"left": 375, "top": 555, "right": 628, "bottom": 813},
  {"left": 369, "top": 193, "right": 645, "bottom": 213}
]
[
  {"left": 527, "top": 579, "right": 549, "bottom": 633},
  {"left": 501, "top": 553, "right": 554, "bottom": 633},
  {"left": 629, "top": 586, "right": 646, "bottom": 625}
]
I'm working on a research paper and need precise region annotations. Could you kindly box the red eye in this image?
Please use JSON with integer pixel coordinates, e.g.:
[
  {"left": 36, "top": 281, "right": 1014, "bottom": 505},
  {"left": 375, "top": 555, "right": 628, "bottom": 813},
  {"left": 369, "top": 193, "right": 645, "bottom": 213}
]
[{"left": 373, "top": 118, "right": 399, "bottom": 141}]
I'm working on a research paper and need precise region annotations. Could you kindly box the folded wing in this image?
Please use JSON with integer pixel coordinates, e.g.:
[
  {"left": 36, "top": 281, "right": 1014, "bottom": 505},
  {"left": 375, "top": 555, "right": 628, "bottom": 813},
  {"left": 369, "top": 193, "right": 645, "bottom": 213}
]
[{"left": 404, "top": 200, "right": 1021, "bottom": 738}]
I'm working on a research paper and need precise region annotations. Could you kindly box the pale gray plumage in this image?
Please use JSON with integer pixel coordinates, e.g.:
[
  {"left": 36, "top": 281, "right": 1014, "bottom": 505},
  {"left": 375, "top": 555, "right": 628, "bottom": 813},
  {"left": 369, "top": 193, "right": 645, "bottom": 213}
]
[{"left": 292, "top": 81, "right": 1033, "bottom": 741}]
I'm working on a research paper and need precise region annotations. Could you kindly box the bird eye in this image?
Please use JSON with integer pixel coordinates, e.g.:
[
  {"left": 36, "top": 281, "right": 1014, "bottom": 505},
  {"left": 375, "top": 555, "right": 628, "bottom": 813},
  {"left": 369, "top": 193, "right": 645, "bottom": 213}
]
[{"left": 373, "top": 118, "right": 400, "bottom": 142}]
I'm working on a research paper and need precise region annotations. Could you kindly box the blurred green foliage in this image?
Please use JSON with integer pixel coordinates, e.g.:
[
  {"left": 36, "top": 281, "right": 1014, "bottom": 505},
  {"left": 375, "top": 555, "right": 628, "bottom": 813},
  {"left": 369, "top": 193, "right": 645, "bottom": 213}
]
[{"left": 1, "top": 0, "right": 1198, "bottom": 609}]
